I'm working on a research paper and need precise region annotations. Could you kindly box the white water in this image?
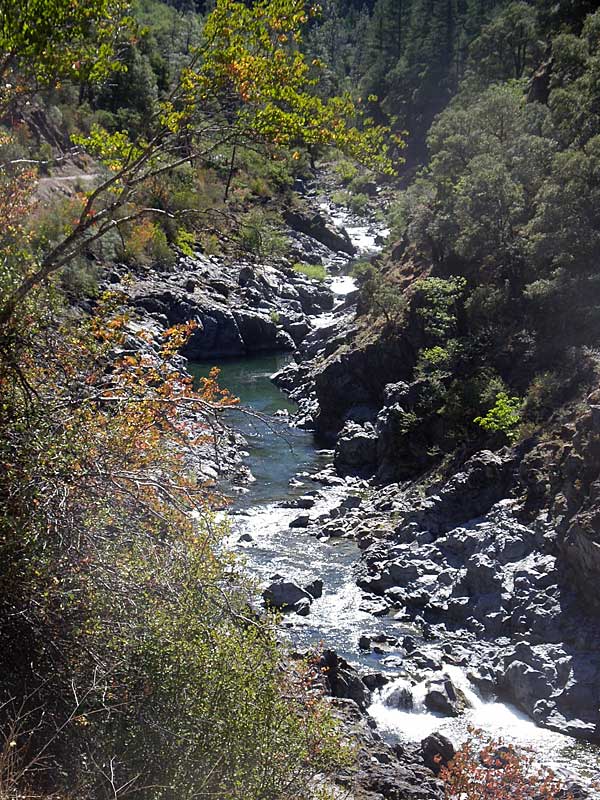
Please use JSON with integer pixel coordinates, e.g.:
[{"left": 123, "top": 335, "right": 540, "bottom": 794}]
[
  {"left": 209, "top": 201, "right": 600, "bottom": 790},
  {"left": 370, "top": 666, "right": 600, "bottom": 785}
]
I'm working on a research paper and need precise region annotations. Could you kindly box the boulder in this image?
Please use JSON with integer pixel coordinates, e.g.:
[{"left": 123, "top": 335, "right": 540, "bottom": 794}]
[
  {"left": 262, "top": 579, "right": 312, "bottom": 611},
  {"left": 385, "top": 683, "right": 414, "bottom": 710},
  {"left": 334, "top": 422, "right": 379, "bottom": 475},
  {"left": 294, "top": 597, "right": 311, "bottom": 616},
  {"left": 420, "top": 733, "right": 455, "bottom": 775},
  {"left": 499, "top": 660, "right": 552, "bottom": 715},
  {"left": 363, "top": 672, "right": 389, "bottom": 692},
  {"left": 424, "top": 676, "right": 465, "bottom": 717},
  {"left": 233, "top": 309, "right": 294, "bottom": 353},
  {"left": 402, "top": 450, "right": 515, "bottom": 535},
  {"left": 319, "top": 649, "right": 371, "bottom": 710},
  {"left": 284, "top": 209, "right": 356, "bottom": 256},
  {"left": 304, "top": 578, "right": 323, "bottom": 599},
  {"left": 296, "top": 495, "right": 316, "bottom": 509},
  {"left": 289, "top": 513, "right": 311, "bottom": 529}
]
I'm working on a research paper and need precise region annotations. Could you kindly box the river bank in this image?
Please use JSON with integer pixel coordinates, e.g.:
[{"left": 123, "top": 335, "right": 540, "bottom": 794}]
[{"left": 186, "top": 191, "right": 600, "bottom": 795}]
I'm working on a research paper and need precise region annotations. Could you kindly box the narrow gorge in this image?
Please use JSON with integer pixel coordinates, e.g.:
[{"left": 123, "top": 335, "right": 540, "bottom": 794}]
[{"left": 116, "top": 180, "right": 600, "bottom": 794}]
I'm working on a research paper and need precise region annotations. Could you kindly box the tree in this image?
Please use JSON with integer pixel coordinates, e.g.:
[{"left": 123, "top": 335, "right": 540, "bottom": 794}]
[
  {"left": 0, "top": 0, "right": 398, "bottom": 329},
  {"left": 0, "top": 0, "right": 132, "bottom": 106},
  {"left": 468, "top": 1, "right": 543, "bottom": 83},
  {"left": 0, "top": 2, "right": 382, "bottom": 795}
]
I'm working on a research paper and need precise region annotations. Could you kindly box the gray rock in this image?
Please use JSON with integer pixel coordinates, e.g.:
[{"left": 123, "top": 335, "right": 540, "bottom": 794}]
[
  {"left": 294, "top": 597, "right": 311, "bottom": 616},
  {"left": 263, "top": 579, "right": 312, "bottom": 611},
  {"left": 424, "top": 676, "right": 465, "bottom": 717},
  {"left": 334, "top": 421, "right": 379, "bottom": 475},
  {"left": 284, "top": 209, "right": 356, "bottom": 256},
  {"left": 296, "top": 495, "right": 316, "bottom": 509},
  {"left": 363, "top": 672, "right": 389, "bottom": 691},
  {"left": 304, "top": 579, "right": 323, "bottom": 599},
  {"left": 385, "top": 683, "right": 414, "bottom": 710},
  {"left": 289, "top": 514, "right": 311, "bottom": 529},
  {"left": 421, "top": 733, "right": 455, "bottom": 775},
  {"left": 319, "top": 649, "right": 371, "bottom": 710}
]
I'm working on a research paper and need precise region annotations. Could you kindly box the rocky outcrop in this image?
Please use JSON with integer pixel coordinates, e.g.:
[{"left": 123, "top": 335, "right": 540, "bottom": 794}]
[
  {"left": 328, "top": 699, "right": 444, "bottom": 800},
  {"left": 112, "top": 254, "right": 335, "bottom": 360},
  {"left": 424, "top": 675, "right": 467, "bottom": 717},
  {"left": 518, "top": 389, "right": 600, "bottom": 614},
  {"left": 420, "top": 734, "right": 455, "bottom": 775},
  {"left": 319, "top": 649, "right": 371, "bottom": 710},
  {"left": 351, "top": 470, "right": 600, "bottom": 741},
  {"left": 284, "top": 209, "right": 356, "bottom": 256},
  {"left": 313, "top": 338, "right": 414, "bottom": 441},
  {"left": 334, "top": 421, "right": 379, "bottom": 475}
]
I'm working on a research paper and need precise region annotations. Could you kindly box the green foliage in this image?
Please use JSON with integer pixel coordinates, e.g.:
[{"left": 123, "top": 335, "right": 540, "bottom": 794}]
[
  {"left": 474, "top": 391, "right": 523, "bottom": 441},
  {"left": 352, "top": 0, "right": 506, "bottom": 161},
  {"left": 348, "top": 191, "right": 370, "bottom": 216},
  {"left": 468, "top": 2, "right": 543, "bottom": 83},
  {"left": 354, "top": 262, "right": 407, "bottom": 325},
  {"left": 0, "top": 0, "right": 132, "bottom": 99},
  {"left": 334, "top": 159, "right": 360, "bottom": 185},
  {"left": 239, "top": 210, "right": 287, "bottom": 260},
  {"left": 293, "top": 262, "right": 327, "bottom": 281},
  {"left": 413, "top": 276, "right": 466, "bottom": 342}
]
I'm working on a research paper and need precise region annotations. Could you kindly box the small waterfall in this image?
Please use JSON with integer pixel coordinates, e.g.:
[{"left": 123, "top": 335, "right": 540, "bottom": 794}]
[
  {"left": 378, "top": 676, "right": 430, "bottom": 715},
  {"left": 381, "top": 678, "right": 415, "bottom": 711},
  {"left": 443, "top": 664, "right": 484, "bottom": 710}
]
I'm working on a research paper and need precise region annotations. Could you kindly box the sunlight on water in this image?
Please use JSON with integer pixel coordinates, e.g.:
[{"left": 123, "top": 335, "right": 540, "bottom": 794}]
[
  {"left": 191, "top": 214, "right": 600, "bottom": 790},
  {"left": 370, "top": 668, "right": 600, "bottom": 785}
]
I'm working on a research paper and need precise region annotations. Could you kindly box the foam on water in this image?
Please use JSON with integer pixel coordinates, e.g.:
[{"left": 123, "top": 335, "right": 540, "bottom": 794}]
[{"left": 369, "top": 667, "right": 600, "bottom": 785}]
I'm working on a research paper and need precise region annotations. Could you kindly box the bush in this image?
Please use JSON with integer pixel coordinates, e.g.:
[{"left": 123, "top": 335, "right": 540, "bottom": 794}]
[
  {"left": 334, "top": 159, "right": 359, "bottom": 185},
  {"left": 413, "top": 276, "right": 467, "bottom": 342},
  {"left": 0, "top": 286, "right": 348, "bottom": 798},
  {"left": 293, "top": 262, "right": 327, "bottom": 281},
  {"left": 348, "top": 174, "right": 375, "bottom": 195},
  {"left": 348, "top": 192, "right": 370, "bottom": 216},
  {"left": 354, "top": 262, "right": 407, "bottom": 325},
  {"left": 474, "top": 392, "right": 523, "bottom": 442},
  {"left": 122, "top": 218, "right": 176, "bottom": 267},
  {"left": 239, "top": 209, "right": 287, "bottom": 260},
  {"left": 441, "top": 732, "right": 571, "bottom": 800},
  {"left": 331, "top": 190, "right": 349, "bottom": 206}
]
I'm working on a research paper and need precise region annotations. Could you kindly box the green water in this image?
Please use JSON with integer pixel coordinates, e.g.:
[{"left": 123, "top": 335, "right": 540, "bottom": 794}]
[{"left": 188, "top": 353, "right": 324, "bottom": 505}]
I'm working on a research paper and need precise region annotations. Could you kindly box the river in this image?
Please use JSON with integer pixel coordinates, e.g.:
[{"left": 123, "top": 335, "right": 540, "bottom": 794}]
[{"left": 189, "top": 205, "right": 600, "bottom": 791}]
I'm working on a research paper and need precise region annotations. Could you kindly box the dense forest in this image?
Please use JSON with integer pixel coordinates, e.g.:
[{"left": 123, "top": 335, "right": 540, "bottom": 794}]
[{"left": 1, "top": 0, "right": 600, "bottom": 798}]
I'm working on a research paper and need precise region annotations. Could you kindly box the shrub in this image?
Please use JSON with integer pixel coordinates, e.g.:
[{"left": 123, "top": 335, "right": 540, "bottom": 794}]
[
  {"left": 293, "top": 262, "right": 327, "bottom": 281},
  {"left": 413, "top": 276, "right": 467, "bottom": 342},
  {"left": 441, "top": 732, "right": 572, "bottom": 800},
  {"left": 122, "top": 218, "right": 176, "bottom": 267},
  {"left": 334, "top": 159, "right": 359, "bottom": 185},
  {"left": 239, "top": 210, "right": 287, "bottom": 260},
  {"left": 59, "top": 258, "right": 101, "bottom": 298},
  {"left": 348, "top": 191, "right": 370, "bottom": 216},
  {"left": 348, "top": 174, "right": 375, "bottom": 195},
  {"left": 331, "top": 190, "right": 349, "bottom": 206},
  {"left": 354, "top": 262, "right": 407, "bottom": 325},
  {"left": 0, "top": 286, "right": 348, "bottom": 798},
  {"left": 474, "top": 392, "right": 523, "bottom": 442}
]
